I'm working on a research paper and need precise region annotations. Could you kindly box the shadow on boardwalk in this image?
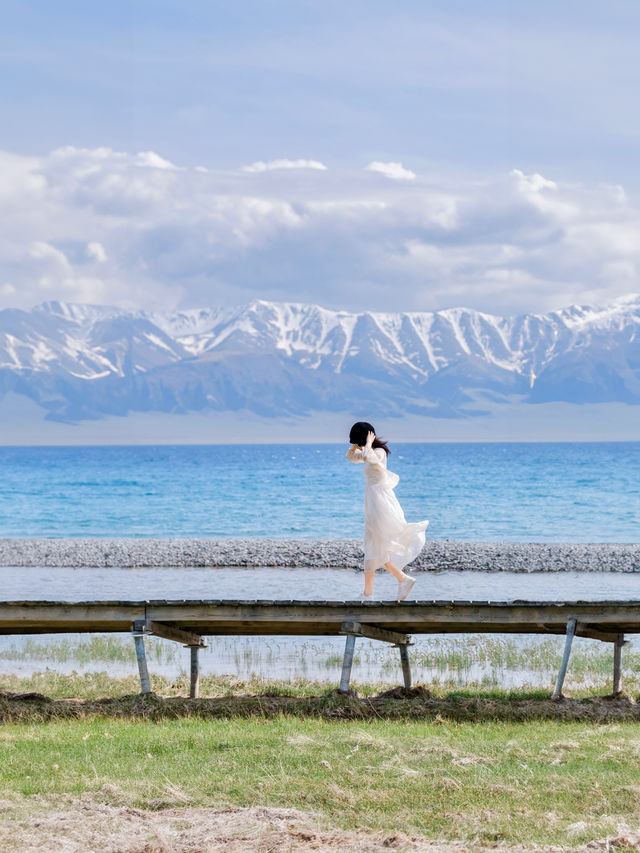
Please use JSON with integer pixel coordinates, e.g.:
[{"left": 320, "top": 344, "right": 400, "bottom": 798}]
[{"left": 2, "top": 686, "right": 639, "bottom": 723}]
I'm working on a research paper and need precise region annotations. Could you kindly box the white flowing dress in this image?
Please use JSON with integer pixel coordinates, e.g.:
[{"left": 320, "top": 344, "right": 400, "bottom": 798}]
[{"left": 346, "top": 445, "right": 429, "bottom": 573}]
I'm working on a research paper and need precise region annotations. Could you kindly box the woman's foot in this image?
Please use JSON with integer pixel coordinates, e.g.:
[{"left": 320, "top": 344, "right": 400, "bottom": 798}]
[
  {"left": 397, "top": 575, "right": 416, "bottom": 601},
  {"left": 359, "top": 592, "right": 374, "bottom": 602}
]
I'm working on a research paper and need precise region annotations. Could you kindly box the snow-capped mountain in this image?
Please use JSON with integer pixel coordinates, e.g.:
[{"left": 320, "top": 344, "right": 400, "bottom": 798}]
[{"left": 1, "top": 296, "right": 639, "bottom": 422}]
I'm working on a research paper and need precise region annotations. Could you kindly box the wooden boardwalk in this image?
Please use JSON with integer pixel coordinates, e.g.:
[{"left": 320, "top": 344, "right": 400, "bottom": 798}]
[{"left": 2, "top": 598, "right": 639, "bottom": 698}]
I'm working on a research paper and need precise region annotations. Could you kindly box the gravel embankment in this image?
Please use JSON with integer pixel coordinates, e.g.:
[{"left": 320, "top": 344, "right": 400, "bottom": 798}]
[{"left": 0, "top": 538, "right": 639, "bottom": 572}]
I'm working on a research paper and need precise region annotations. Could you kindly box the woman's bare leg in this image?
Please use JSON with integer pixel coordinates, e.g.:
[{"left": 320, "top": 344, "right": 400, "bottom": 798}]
[
  {"left": 383, "top": 560, "right": 409, "bottom": 581},
  {"left": 363, "top": 569, "right": 375, "bottom": 595}
]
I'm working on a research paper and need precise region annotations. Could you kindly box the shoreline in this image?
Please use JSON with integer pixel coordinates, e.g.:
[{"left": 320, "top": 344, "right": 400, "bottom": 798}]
[{"left": 1, "top": 538, "right": 639, "bottom": 572}]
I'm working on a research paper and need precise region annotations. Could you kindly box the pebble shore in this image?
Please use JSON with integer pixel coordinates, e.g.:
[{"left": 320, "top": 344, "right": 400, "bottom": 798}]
[{"left": 0, "top": 538, "right": 639, "bottom": 572}]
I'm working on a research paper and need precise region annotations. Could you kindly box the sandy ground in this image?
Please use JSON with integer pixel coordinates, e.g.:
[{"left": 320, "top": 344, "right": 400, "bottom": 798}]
[
  {"left": 1, "top": 796, "right": 639, "bottom": 853},
  {"left": 1, "top": 538, "right": 639, "bottom": 572}
]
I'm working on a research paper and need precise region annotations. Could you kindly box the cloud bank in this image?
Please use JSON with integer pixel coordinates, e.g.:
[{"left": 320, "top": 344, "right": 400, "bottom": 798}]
[{"left": 1, "top": 146, "right": 639, "bottom": 315}]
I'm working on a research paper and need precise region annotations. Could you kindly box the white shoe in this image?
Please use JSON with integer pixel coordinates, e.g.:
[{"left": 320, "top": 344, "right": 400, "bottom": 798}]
[
  {"left": 397, "top": 575, "right": 416, "bottom": 601},
  {"left": 359, "top": 593, "right": 374, "bottom": 602}
]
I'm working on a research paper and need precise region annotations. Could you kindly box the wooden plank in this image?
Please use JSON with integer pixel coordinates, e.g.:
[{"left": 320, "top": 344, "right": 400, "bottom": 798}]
[
  {"left": 1, "top": 600, "right": 640, "bottom": 639},
  {"left": 136, "top": 613, "right": 640, "bottom": 639},
  {"left": 0, "top": 602, "right": 146, "bottom": 623},
  {"left": 339, "top": 620, "right": 413, "bottom": 646},
  {"left": 146, "top": 601, "right": 640, "bottom": 630},
  {"left": 5, "top": 598, "right": 640, "bottom": 609},
  {"left": 0, "top": 620, "right": 633, "bottom": 638},
  {"left": 575, "top": 623, "right": 621, "bottom": 643},
  {"left": 0, "top": 602, "right": 146, "bottom": 633},
  {"left": 2, "top": 619, "right": 637, "bottom": 638},
  {"left": 145, "top": 620, "right": 207, "bottom": 647}
]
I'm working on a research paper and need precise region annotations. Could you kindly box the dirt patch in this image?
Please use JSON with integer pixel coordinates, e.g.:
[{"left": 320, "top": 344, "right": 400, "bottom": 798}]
[
  {"left": 372, "top": 686, "right": 433, "bottom": 700},
  {"left": 1, "top": 797, "right": 637, "bottom": 853},
  {"left": 1, "top": 689, "right": 638, "bottom": 724}
]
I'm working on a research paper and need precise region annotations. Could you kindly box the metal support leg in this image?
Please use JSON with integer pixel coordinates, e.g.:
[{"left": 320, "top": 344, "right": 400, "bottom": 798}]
[
  {"left": 339, "top": 634, "right": 356, "bottom": 693},
  {"left": 398, "top": 644, "right": 412, "bottom": 689},
  {"left": 190, "top": 645, "right": 200, "bottom": 699},
  {"left": 132, "top": 631, "right": 151, "bottom": 695},
  {"left": 551, "top": 617, "right": 577, "bottom": 700},
  {"left": 613, "top": 633, "right": 625, "bottom": 695}
]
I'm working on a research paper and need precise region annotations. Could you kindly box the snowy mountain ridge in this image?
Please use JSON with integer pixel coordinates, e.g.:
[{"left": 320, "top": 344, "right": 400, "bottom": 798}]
[{"left": 1, "top": 295, "right": 639, "bottom": 422}]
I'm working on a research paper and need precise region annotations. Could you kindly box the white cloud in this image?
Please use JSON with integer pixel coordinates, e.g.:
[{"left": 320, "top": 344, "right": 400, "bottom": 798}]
[
  {"left": 1, "top": 147, "right": 640, "bottom": 316},
  {"left": 242, "top": 158, "right": 328, "bottom": 173},
  {"left": 366, "top": 161, "right": 416, "bottom": 180},
  {"left": 29, "top": 241, "right": 71, "bottom": 269},
  {"left": 510, "top": 169, "right": 557, "bottom": 193},
  {"left": 135, "top": 151, "right": 179, "bottom": 170},
  {"left": 86, "top": 242, "right": 108, "bottom": 263}
]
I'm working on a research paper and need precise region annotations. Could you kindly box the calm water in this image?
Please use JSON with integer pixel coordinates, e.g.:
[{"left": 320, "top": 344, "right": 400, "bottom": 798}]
[
  {"left": 0, "top": 442, "right": 639, "bottom": 541},
  {"left": 2, "top": 566, "right": 640, "bottom": 603}
]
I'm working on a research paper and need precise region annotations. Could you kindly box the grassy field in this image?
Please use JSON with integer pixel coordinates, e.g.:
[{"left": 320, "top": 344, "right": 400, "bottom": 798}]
[
  {"left": 2, "top": 711, "right": 640, "bottom": 849},
  {"left": 2, "top": 673, "right": 640, "bottom": 850}
]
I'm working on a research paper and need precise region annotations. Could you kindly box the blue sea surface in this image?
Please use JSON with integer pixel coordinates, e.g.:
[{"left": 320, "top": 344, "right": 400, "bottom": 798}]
[{"left": 0, "top": 442, "right": 638, "bottom": 541}]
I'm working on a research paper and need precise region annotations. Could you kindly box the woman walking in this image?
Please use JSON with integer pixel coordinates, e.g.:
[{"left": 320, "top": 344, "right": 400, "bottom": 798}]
[{"left": 347, "top": 421, "right": 428, "bottom": 601}]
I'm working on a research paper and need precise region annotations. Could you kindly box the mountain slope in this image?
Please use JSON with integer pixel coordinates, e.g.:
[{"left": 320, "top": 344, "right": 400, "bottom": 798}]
[{"left": 1, "top": 296, "right": 639, "bottom": 422}]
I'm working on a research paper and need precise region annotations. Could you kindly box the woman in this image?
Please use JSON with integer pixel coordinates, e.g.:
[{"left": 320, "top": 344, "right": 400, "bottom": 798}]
[{"left": 346, "top": 421, "right": 428, "bottom": 601}]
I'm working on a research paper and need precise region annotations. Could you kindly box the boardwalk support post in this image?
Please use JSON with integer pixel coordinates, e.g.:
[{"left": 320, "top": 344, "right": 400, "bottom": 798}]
[
  {"left": 551, "top": 617, "right": 577, "bottom": 700},
  {"left": 189, "top": 645, "right": 200, "bottom": 698},
  {"left": 142, "top": 620, "right": 207, "bottom": 699},
  {"left": 131, "top": 621, "right": 151, "bottom": 695},
  {"left": 339, "top": 621, "right": 413, "bottom": 693},
  {"left": 339, "top": 634, "right": 357, "bottom": 693},
  {"left": 613, "top": 633, "right": 626, "bottom": 695},
  {"left": 398, "top": 643, "right": 412, "bottom": 689}
]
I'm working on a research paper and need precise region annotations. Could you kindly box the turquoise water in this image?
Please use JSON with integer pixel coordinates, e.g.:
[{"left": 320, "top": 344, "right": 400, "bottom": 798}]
[{"left": 0, "top": 442, "right": 639, "bottom": 541}]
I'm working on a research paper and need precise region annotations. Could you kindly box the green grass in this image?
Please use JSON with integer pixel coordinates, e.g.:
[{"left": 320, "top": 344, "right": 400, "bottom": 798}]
[
  {"left": 2, "top": 673, "right": 640, "bottom": 847},
  {"left": 0, "top": 668, "right": 636, "bottom": 706},
  {"left": 2, "top": 714, "right": 640, "bottom": 846}
]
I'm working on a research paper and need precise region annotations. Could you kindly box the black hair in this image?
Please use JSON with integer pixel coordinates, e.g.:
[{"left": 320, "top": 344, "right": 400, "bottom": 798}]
[{"left": 348, "top": 421, "right": 390, "bottom": 456}]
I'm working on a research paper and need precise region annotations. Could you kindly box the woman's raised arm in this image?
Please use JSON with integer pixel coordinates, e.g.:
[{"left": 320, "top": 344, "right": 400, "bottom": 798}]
[
  {"left": 346, "top": 443, "right": 364, "bottom": 463},
  {"left": 361, "top": 446, "right": 384, "bottom": 465}
]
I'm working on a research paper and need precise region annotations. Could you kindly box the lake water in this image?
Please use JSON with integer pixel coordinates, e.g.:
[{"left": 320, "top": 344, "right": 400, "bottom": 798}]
[
  {"left": 2, "top": 566, "right": 640, "bottom": 603},
  {"left": 0, "top": 442, "right": 639, "bottom": 541}
]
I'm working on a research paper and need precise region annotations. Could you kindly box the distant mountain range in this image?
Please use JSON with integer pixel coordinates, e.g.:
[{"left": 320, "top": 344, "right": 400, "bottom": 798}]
[{"left": 1, "top": 296, "right": 639, "bottom": 423}]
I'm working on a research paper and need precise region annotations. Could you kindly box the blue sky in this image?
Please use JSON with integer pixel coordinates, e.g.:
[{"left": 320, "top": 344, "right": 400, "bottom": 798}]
[
  {"left": 4, "top": 0, "right": 640, "bottom": 180},
  {"left": 2, "top": 0, "right": 640, "bottom": 314}
]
